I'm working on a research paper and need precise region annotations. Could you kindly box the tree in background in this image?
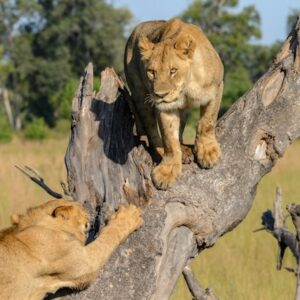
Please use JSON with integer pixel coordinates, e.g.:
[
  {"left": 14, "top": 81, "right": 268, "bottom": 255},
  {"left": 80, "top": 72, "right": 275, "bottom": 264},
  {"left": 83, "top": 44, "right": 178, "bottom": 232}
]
[
  {"left": 0, "top": 0, "right": 40, "bottom": 130},
  {"left": 0, "top": 0, "right": 298, "bottom": 135},
  {"left": 287, "top": 9, "right": 300, "bottom": 34},
  {"left": 0, "top": 0, "right": 132, "bottom": 128},
  {"left": 181, "top": 0, "right": 280, "bottom": 111}
]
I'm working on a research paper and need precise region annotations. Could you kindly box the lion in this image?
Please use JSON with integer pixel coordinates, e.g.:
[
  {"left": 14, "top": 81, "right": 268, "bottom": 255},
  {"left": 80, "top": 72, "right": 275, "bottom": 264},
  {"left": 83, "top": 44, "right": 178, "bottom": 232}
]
[
  {"left": 124, "top": 18, "right": 224, "bottom": 190},
  {"left": 0, "top": 199, "right": 143, "bottom": 300}
]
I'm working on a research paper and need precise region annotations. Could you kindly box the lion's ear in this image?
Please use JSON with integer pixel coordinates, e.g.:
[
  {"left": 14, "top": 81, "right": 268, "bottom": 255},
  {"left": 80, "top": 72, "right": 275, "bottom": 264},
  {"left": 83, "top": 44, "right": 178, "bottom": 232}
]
[
  {"left": 138, "top": 36, "right": 154, "bottom": 61},
  {"left": 10, "top": 213, "right": 21, "bottom": 225},
  {"left": 52, "top": 206, "right": 74, "bottom": 220},
  {"left": 174, "top": 34, "right": 196, "bottom": 59}
]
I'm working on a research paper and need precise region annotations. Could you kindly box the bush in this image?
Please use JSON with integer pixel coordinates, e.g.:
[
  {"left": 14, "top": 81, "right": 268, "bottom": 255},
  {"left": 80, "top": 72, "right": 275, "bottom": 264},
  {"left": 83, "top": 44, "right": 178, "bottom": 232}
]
[
  {"left": 23, "top": 118, "right": 49, "bottom": 140},
  {"left": 50, "top": 119, "right": 70, "bottom": 138},
  {"left": 51, "top": 78, "right": 100, "bottom": 122},
  {"left": 51, "top": 79, "right": 78, "bottom": 120},
  {"left": 0, "top": 116, "right": 13, "bottom": 143}
]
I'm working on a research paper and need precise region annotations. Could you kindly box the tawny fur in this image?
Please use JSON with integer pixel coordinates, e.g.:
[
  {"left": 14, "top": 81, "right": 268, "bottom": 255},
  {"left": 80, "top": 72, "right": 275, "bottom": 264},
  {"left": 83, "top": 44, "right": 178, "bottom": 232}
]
[
  {"left": 124, "top": 18, "right": 224, "bottom": 190},
  {"left": 0, "top": 200, "right": 143, "bottom": 300}
]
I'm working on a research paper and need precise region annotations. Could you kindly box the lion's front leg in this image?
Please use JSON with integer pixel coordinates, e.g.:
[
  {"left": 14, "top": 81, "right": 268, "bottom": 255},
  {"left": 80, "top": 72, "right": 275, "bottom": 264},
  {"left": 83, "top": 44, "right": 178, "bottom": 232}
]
[
  {"left": 51, "top": 205, "right": 143, "bottom": 292},
  {"left": 152, "top": 110, "right": 182, "bottom": 190},
  {"left": 195, "top": 85, "right": 222, "bottom": 168},
  {"left": 83, "top": 205, "right": 143, "bottom": 274}
]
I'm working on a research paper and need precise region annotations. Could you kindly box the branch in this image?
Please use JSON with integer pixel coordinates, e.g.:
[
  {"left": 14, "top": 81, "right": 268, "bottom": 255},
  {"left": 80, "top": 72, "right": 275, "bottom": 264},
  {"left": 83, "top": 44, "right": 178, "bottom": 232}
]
[
  {"left": 183, "top": 266, "right": 219, "bottom": 300},
  {"left": 15, "top": 165, "right": 67, "bottom": 199},
  {"left": 287, "top": 203, "right": 300, "bottom": 300},
  {"left": 287, "top": 203, "right": 300, "bottom": 242},
  {"left": 259, "top": 188, "right": 300, "bottom": 300},
  {"left": 258, "top": 188, "right": 298, "bottom": 270}
]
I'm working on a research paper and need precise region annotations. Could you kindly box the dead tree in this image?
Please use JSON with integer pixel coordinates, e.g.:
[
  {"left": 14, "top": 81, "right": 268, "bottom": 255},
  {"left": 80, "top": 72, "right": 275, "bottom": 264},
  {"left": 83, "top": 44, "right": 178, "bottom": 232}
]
[
  {"left": 48, "top": 17, "right": 300, "bottom": 300},
  {"left": 258, "top": 187, "right": 300, "bottom": 300}
]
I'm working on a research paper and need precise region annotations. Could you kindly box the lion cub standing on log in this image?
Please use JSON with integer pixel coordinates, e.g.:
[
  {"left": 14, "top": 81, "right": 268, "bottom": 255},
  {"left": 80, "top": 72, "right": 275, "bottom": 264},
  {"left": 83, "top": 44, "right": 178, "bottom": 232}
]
[
  {"left": 0, "top": 200, "right": 142, "bottom": 300},
  {"left": 125, "top": 18, "right": 224, "bottom": 190}
]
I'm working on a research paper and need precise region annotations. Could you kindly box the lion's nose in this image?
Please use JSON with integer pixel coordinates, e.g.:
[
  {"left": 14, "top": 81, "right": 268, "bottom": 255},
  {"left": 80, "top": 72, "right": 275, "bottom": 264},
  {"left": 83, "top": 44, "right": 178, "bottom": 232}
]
[{"left": 154, "top": 91, "right": 169, "bottom": 98}]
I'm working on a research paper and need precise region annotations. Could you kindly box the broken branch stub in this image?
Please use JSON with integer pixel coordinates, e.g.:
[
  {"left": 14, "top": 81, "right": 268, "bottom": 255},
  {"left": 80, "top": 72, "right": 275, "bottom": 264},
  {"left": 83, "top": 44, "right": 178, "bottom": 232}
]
[
  {"left": 15, "top": 165, "right": 64, "bottom": 199},
  {"left": 65, "top": 65, "right": 153, "bottom": 224},
  {"left": 259, "top": 188, "right": 298, "bottom": 271},
  {"left": 260, "top": 187, "right": 300, "bottom": 300}
]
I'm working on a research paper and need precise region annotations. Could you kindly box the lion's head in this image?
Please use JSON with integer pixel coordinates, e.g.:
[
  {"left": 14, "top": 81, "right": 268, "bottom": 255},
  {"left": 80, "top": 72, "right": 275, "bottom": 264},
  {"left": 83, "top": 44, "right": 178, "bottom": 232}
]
[
  {"left": 10, "top": 199, "right": 90, "bottom": 244},
  {"left": 138, "top": 33, "right": 196, "bottom": 111}
]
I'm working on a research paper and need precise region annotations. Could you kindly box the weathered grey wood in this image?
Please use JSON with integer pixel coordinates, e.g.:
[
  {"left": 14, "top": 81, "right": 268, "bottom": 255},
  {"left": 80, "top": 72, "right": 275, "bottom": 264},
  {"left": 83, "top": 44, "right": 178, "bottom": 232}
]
[
  {"left": 287, "top": 203, "right": 300, "bottom": 300},
  {"left": 53, "top": 17, "right": 300, "bottom": 300},
  {"left": 183, "top": 266, "right": 219, "bottom": 300},
  {"left": 65, "top": 65, "right": 152, "bottom": 228},
  {"left": 2, "top": 87, "right": 14, "bottom": 128},
  {"left": 259, "top": 189, "right": 300, "bottom": 300},
  {"left": 259, "top": 188, "right": 298, "bottom": 270}
]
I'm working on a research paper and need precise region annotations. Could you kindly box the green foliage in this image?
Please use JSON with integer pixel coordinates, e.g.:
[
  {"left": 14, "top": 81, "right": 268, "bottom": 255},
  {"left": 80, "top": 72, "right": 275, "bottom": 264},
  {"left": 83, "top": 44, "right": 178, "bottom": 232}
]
[
  {"left": 222, "top": 66, "right": 252, "bottom": 109},
  {"left": 23, "top": 118, "right": 49, "bottom": 140},
  {"left": 182, "top": 0, "right": 261, "bottom": 69},
  {"left": 246, "top": 43, "right": 281, "bottom": 82},
  {"left": 0, "top": 0, "right": 132, "bottom": 127},
  {"left": 33, "top": 0, "right": 132, "bottom": 74},
  {"left": 0, "top": 116, "right": 13, "bottom": 143},
  {"left": 181, "top": 0, "right": 278, "bottom": 110},
  {"left": 0, "top": 0, "right": 294, "bottom": 130},
  {"left": 53, "top": 119, "right": 70, "bottom": 135},
  {"left": 51, "top": 79, "right": 78, "bottom": 120},
  {"left": 287, "top": 9, "right": 300, "bottom": 34}
]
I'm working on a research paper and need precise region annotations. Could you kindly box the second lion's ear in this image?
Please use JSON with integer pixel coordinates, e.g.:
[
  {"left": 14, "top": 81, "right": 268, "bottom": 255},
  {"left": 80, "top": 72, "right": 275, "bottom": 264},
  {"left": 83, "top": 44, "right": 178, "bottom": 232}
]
[
  {"left": 52, "top": 206, "right": 74, "bottom": 220},
  {"left": 138, "top": 36, "right": 154, "bottom": 61},
  {"left": 174, "top": 34, "right": 196, "bottom": 59},
  {"left": 10, "top": 213, "right": 21, "bottom": 225}
]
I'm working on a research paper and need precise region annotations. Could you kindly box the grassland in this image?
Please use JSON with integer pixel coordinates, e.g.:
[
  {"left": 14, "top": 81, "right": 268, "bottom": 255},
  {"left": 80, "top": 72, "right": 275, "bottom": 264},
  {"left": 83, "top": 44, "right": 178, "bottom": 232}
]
[
  {"left": 0, "top": 136, "right": 299, "bottom": 299},
  {"left": 0, "top": 137, "right": 68, "bottom": 228}
]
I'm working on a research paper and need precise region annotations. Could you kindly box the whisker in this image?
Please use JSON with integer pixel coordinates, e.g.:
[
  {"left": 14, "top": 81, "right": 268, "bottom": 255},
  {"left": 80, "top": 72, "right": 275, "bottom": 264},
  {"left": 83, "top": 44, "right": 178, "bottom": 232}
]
[{"left": 144, "top": 94, "right": 156, "bottom": 107}]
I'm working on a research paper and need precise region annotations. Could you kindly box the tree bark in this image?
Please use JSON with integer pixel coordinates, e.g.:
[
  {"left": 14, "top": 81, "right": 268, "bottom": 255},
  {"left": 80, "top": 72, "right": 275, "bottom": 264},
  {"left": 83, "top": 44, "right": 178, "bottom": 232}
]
[
  {"left": 259, "top": 188, "right": 300, "bottom": 300},
  {"left": 182, "top": 266, "right": 219, "bottom": 300},
  {"left": 53, "top": 17, "right": 300, "bottom": 300},
  {"left": 2, "top": 87, "right": 14, "bottom": 128}
]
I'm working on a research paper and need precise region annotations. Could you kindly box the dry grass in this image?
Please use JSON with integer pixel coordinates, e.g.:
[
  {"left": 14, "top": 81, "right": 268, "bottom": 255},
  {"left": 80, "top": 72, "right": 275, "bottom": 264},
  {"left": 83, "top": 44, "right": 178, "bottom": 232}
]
[
  {"left": 0, "top": 137, "right": 68, "bottom": 228},
  {"left": 0, "top": 136, "right": 299, "bottom": 299}
]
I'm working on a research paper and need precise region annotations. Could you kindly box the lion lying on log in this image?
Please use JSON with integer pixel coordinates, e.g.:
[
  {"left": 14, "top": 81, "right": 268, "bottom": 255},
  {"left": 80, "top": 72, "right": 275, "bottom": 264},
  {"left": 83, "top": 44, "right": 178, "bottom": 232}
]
[{"left": 0, "top": 199, "right": 143, "bottom": 300}]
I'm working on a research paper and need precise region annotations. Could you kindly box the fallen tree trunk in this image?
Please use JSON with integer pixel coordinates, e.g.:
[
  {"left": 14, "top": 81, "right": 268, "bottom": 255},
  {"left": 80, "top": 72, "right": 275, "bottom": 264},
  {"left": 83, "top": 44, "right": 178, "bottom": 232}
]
[{"left": 53, "top": 17, "right": 300, "bottom": 300}]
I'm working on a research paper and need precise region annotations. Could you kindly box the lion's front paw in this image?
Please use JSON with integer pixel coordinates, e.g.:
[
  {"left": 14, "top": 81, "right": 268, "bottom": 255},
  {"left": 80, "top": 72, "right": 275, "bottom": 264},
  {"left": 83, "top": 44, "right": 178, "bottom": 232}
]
[
  {"left": 195, "top": 138, "right": 221, "bottom": 168},
  {"left": 151, "top": 161, "right": 181, "bottom": 190},
  {"left": 110, "top": 205, "right": 143, "bottom": 231}
]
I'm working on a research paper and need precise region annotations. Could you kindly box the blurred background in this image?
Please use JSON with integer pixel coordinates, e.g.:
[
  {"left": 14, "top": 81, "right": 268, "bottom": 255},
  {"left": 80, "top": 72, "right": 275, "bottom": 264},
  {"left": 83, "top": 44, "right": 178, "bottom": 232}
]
[{"left": 0, "top": 1, "right": 300, "bottom": 299}]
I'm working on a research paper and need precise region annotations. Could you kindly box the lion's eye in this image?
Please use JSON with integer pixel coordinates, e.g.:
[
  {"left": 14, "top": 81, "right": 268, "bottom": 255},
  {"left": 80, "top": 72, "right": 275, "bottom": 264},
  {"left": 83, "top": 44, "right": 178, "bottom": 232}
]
[
  {"left": 170, "top": 68, "right": 177, "bottom": 76},
  {"left": 147, "top": 69, "right": 156, "bottom": 79}
]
